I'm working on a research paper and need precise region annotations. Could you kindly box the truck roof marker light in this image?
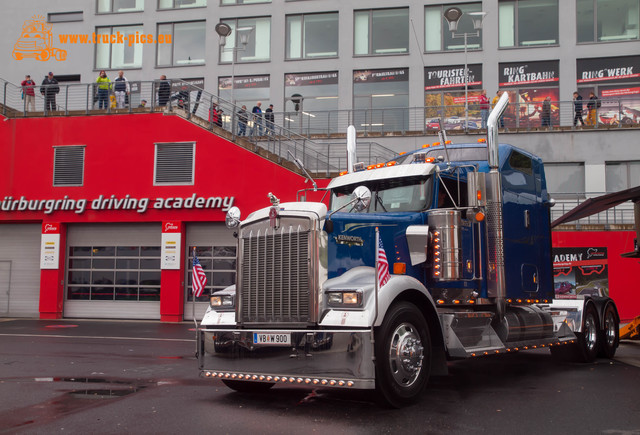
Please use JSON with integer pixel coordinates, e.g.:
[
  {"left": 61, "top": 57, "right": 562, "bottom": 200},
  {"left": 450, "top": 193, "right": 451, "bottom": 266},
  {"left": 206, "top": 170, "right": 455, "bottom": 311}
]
[
  {"left": 399, "top": 151, "right": 407, "bottom": 155},
  {"left": 367, "top": 164, "right": 375, "bottom": 170},
  {"left": 422, "top": 144, "right": 430, "bottom": 148},
  {"left": 477, "top": 138, "right": 487, "bottom": 143},
  {"left": 453, "top": 300, "right": 461, "bottom": 305},
  {"left": 347, "top": 381, "right": 354, "bottom": 387},
  {"left": 432, "top": 142, "right": 441, "bottom": 147},
  {"left": 425, "top": 157, "right": 436, "bottom": 163},
  {"left": 386, "top": 161, "right": 397, "bottom": 167},
  {"left": 445, "top": 140, "right": 452, "bottom": 144},
  {"left": 393, "top": 262, "right": 406, "bottom": 274},
  {"left": 467, "top": 299, "right": 476, "bottom": 304},
  {"left": 339, "top": 170, "right": 348, "bottom": 176},
  {"left": 376, "top": 163, "right": 384, "bottom": 168}
]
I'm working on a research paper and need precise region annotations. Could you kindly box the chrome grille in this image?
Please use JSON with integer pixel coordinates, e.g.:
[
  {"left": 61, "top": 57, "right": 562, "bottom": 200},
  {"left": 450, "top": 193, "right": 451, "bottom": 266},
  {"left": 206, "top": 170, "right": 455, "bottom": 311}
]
[{"left": 239, "top": 225, "right": 311, "bottom": 325}]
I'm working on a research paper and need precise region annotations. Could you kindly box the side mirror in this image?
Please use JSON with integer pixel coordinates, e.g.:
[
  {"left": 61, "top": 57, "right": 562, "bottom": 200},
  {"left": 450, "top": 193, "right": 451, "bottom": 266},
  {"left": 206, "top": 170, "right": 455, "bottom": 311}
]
[{"left": 352, "top": 186, "right": 371, "bottom": 212}]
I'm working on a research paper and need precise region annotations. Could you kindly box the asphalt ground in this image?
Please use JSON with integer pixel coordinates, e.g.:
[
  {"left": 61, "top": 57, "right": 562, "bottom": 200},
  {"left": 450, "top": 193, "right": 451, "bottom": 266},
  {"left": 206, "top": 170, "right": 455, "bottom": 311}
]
[{"left": 2, "top": 318, "right": 640, "bottom": 434}]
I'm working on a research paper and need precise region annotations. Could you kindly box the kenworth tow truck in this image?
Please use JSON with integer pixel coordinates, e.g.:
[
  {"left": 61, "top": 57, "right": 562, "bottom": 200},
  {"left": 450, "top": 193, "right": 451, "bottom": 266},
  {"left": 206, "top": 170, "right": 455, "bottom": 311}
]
[{"left": 197, "top": 93, "right": 620, "bottom": 407}]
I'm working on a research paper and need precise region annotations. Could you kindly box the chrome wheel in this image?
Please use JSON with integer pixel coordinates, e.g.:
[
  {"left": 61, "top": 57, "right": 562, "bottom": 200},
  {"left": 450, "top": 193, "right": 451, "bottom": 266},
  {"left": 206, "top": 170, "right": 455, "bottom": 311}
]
[
  {"left": 388, "top": 322, "right": 424, "bottom": 388},
  {"left": 584, "top": 312, "right": 598, "bottom": 353}
]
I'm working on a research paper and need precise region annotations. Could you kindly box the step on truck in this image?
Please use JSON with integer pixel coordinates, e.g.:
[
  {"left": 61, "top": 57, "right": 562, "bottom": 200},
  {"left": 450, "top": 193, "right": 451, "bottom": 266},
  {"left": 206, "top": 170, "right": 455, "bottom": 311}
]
[{"left": 197, "top": 93, "right": 621, "bottom": 407}]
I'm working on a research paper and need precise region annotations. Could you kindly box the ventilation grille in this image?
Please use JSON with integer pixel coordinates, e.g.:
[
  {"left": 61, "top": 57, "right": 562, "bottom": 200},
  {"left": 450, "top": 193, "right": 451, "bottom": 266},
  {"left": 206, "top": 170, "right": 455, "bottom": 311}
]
[
  {"left": 53, "top": 146, "right": 85, "bottom": 186},
  {"left": 154, "top": 143, "right": 194, "bottom": 185}
]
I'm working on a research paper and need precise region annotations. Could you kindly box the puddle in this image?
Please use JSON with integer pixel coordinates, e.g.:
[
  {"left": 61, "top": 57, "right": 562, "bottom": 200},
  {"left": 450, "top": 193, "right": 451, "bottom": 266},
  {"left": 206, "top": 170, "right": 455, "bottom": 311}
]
[{"left": 0, "top": 377, "right": 145, "bottom": 432}]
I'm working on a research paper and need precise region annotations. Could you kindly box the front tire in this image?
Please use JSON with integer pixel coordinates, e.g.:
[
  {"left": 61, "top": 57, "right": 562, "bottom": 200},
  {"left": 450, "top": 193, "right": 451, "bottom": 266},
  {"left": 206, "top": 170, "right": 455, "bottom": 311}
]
[{"left": 375, "top": 302, "right": 431, "bottom": 408}]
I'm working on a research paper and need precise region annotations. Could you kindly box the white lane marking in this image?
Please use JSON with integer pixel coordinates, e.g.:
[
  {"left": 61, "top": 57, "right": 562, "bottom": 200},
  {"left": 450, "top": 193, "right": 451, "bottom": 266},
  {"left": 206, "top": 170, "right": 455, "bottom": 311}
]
[{"left": 0, "top": 333, "right": 193, "bottom": 342}]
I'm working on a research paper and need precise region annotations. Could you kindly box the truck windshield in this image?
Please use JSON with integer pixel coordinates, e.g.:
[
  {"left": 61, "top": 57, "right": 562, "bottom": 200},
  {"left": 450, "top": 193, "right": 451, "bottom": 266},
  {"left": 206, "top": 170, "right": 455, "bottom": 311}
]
[{"left": 330, "top": 176, "right": 433, "bottom": 213}]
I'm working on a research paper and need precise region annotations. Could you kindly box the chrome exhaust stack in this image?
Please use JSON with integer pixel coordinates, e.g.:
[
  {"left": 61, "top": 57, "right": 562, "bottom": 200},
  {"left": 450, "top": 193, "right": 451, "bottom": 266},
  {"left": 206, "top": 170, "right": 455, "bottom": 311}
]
[{"left": 485, "top": 92, "right": 509, "bottom": 321}]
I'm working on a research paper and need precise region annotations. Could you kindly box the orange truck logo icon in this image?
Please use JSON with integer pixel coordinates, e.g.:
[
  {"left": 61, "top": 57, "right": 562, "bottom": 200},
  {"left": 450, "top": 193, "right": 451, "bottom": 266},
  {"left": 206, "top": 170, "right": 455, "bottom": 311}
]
[{"left": 13, "top": 15, "right": 67, "bottom": 62}]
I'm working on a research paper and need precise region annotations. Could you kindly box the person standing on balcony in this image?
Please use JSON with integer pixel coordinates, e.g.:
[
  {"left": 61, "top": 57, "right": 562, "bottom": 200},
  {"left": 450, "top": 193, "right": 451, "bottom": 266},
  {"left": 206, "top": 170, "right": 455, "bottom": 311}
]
[
  {"left": 541, "top": 96, "right": 551, "bottom": 127},
  {"left": 479, "top": 89, "right": 490, "bottom": 129},
  {"left": 237, "top": 105, "right": 248, "bottom": 136},
  {"left": 573, "top": 92, "right": 584, "bottom": 126},
  {"left": 158, "top": 75, "right": 171, "bottom": 107},
  {"left": 96, "top": 70, "right": 111, "bottom": 109},
  {"left": 40, "top": 72, "right": 59, "bottom": 112},
  {"left": 252, "top": 101, "right": 263, "bottom": 136},
  {"left": 586, "top": 91, "right": 599, "bottom": 126},
  {"left": 21, "top": 74, "right": 36, "bottom": 112},
  {"left": 113, "top": 70, "right": 129, "bottom": 109},
  {"left": 264, "top": 104, "right": 275, "bottom": 135}
]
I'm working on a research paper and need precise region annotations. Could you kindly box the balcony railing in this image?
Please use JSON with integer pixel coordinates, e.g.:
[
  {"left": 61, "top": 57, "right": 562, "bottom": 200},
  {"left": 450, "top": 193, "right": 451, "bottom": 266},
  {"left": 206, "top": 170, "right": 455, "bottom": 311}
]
[
  {"left": 551, "top": 193, "right": 636, "bottom": 228},
  {"left": 1, "top": 78, "right": 399, "bottom": 176}
]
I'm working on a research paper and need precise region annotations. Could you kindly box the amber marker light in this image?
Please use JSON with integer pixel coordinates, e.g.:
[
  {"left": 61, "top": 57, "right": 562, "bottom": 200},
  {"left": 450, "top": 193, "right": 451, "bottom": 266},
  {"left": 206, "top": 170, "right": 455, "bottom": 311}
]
[
  {"left": 386, "top": 161, "right": 397, "bottom": 167},
  {"left": 399, "top": 151, "right": 407, "bottom": 155},
  {"left": 376, "top": 163, "right": 384, "bottom": 168},
  {"left": 422, "top": 144, "right": 430, "bottom": 148},
  {"left": 367, "top": 165, "right": 375, "bottom": 170},
  {"left": 475, "top": 211, "right": 485, "bottom": 222},
  {"left": 425, "top": 157, "right": 436, "bottom": 163},
  {"left": 393, "top": 262, "right": 406, "bottom": 274},
  {"left": 445, "top": 140, "right": 452, "bottom": 144},
  {"left": 339, "top": 170, "right": 348, "bottom": 176},
  {"left": 478, "top": 138, "right": 487, "bottom": 143}
]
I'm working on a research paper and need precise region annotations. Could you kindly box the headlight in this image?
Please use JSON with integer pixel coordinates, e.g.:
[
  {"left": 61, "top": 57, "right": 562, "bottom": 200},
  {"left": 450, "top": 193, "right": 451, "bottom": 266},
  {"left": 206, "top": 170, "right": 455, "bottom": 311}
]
[
  {"left": 327, "top": 291, "right": 362, "bottom": 308},
  {"left": 210, "top": 294, "right": 234, "bottom": 309}
]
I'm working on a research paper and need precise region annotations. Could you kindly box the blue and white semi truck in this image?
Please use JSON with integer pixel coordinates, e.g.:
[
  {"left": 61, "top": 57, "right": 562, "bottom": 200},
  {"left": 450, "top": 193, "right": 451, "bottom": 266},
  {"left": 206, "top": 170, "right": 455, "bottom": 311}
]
[{"left": 197, "top": 93, "right": 620, "bottom": 407}]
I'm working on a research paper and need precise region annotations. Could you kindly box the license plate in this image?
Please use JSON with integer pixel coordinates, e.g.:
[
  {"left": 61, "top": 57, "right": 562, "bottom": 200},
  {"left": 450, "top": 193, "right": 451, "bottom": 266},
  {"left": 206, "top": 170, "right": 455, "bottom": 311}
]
[{"left": 253, "top": 332, "right": 291, "bottom": 346}]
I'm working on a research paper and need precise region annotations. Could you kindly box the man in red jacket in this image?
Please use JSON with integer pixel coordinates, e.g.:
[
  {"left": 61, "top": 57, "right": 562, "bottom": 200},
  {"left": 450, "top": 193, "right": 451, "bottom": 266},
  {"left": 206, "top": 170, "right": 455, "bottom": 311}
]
[
  {"left": 21, "top": 74, "right": 36, "bottom": 112},
  {"left": 479, "top": 89, "right": 490, "bottom": 129}
]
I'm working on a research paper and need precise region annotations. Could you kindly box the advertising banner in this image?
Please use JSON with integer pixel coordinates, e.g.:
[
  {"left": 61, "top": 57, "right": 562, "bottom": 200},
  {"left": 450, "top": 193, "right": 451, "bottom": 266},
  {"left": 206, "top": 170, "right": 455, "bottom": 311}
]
[
  {"left": 161, "top": 221, "right": 181, "bottom": 270},
  {"left": 424, "top": 64, "right": 483, "bottom": 91},
  {"left": 499, "top": 60, "right": 559, "bottom": 88},
  {"left": 218, "top": 75, "right": 270, "bottom": 90},
  {"left": 577, "top": 55, "right": 640, "bottom": 85},
  {"left": 40, "top": 223, "right": 60, "bottom": 269},
  {"left": 285, "top": 72, "right": 338, "bottom": 87},
  {"left": 353, "top": 68, "right": 408, "bottom": 83},
  {"left": 552, "top": 247, "right": 609, "bottom": 299}
]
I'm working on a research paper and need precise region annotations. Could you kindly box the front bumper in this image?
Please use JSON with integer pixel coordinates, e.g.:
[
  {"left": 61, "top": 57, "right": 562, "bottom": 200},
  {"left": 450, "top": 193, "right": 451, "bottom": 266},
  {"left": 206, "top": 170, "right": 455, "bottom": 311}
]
[{"left": 198, "top": 328, "right": 375, "bottom": 389}]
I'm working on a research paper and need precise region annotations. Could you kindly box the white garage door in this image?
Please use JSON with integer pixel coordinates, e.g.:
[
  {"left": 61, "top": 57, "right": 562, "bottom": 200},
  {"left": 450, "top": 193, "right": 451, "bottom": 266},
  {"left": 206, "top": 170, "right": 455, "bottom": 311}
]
[
  {"left": 0, "top": 224, "right": 41, "bottom": 317},
  {"left": 184, "top": 223, "right": 236, "bottom": 321},
  {"left": 64, "top": 223, "right": 162, "bottom": 320}
]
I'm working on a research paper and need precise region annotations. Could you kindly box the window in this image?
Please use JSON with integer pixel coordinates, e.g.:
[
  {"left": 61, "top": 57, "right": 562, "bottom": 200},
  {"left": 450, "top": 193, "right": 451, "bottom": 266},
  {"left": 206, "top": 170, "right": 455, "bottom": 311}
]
[
  {"left": 499, "top": 0, "right": 558, "bottom": 47},
  {"left": 354, "top": 68, "right": 409, "bottom": 132},
  {"left": 606, "top": 161, "right": 640, "bottom": 192},
  {"left": 154, "top": 143, "right": 195, "bottom": 185},
  {"left": 354, "top": 8, "right": 409, "bottom": 55},
  {"left": 54, "top": 146, "right": 84, "bottom": 186},
  {"left": 331, "top": 176, "right": 433, "bottom": 213},
  {"left": 97, "top": 0, "right": 143, "bottom": 13},
  {"left": 158, "top": 0, "right": 206, "bottom": 9},
  {"left": 67, "top": 246, "right": 161, "bottom": 301},
  {"left": 187, "top": 246, "right": 237, "bottom": 302},
  {"left": 577, "top": 0, "right": 639, "bottom": 43},
  {"left": 218, "top": 75, "right": 270, "bottom": 112},
  {"left": 425, "top": 3, "right": 483, "bottom": 52},
  {"left": 286, "top": 13, "right": 338, "bottom": 60},
  {"left": 95, "top": 25, "right": 143, "bottom": 69},
  {"left": 284, "top": 72, "right": 339, "bottom": 133},
  {"left": 48, "top": 11, "right": 83, "bottom": 22},
  {"left": 157, "top": 21, "right": 205, "bottom": 66},
  {"left": 219, "top": 17, "right": 271, "bottom": 63},
  {"left": 545, "top": 163, "right": 585, "bottom": 196}
]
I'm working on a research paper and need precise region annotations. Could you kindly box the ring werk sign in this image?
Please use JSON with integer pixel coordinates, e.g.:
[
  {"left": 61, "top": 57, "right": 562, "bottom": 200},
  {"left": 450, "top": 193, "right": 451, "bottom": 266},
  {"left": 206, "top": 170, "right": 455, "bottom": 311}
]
[{"left": 0, "top": 194, "right": 235, "bottom": 215}]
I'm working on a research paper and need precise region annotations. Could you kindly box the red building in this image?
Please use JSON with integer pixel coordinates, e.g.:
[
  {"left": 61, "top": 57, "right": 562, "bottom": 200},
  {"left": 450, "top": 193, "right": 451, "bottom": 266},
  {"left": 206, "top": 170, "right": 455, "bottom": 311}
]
[{"left": 0, "top": 112, "right": 324, "bottom": 321}]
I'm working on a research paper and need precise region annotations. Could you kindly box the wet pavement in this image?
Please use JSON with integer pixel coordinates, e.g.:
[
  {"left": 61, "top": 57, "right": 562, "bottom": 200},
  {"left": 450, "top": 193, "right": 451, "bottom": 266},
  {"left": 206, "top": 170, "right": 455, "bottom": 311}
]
[{"left": 1, "top": 318, "right": 640, "bottom": 434}]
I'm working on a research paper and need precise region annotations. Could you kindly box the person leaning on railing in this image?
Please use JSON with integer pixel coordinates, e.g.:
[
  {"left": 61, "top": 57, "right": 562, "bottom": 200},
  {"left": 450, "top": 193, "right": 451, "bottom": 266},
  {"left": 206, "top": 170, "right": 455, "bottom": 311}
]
[{"left": 96, "top": 70, "right": 111, "bottom": 110}]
